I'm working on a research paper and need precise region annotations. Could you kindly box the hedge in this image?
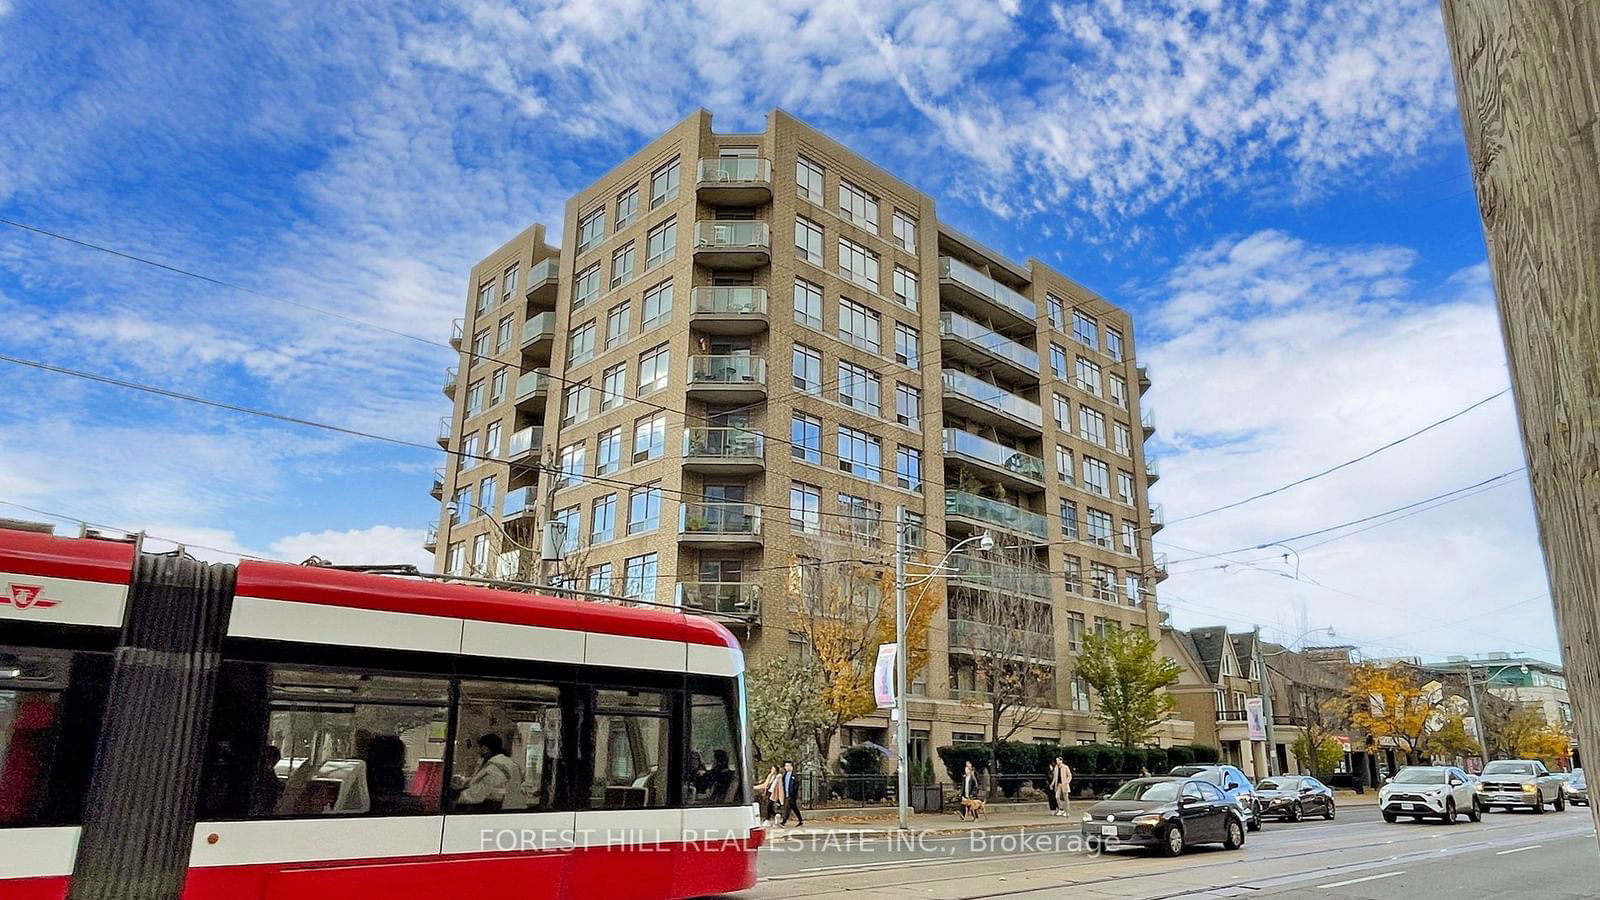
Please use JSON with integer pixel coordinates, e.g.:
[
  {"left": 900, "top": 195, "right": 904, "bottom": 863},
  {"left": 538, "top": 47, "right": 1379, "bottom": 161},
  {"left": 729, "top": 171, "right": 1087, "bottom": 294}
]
[
  {"left": 937, "top": 744, "right": 992, "bottom": 779},
  {"left": 937, "top": 742, "right": 1223, "bottom": 780}
]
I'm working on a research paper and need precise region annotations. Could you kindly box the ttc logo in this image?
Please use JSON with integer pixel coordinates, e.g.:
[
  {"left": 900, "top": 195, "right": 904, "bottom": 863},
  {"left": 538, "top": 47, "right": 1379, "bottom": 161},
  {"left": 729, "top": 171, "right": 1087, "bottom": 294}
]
[{"left": 2, "top": 583, "right": 57, "bottom": 610}]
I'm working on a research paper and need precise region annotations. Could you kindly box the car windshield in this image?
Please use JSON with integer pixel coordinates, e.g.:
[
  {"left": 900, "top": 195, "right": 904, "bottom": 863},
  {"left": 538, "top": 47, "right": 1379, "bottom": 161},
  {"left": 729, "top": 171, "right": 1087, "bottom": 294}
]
[
  {"left": 1258, "top": 778, "right": 1301, "bottom": 791},
  {"left": 1482, "top": 762, "right": 1537, "bottom": 776},
  {"left": 1110, "top": 779, "right": 1182, "bottom": 802},
  {"left": 1574, "top": 769, "right": 1586, "bottom": 782},
  {"left": 1391, "top": 767, "right": 1448, "bottom": 784},
  {"left": 1169, "top": 766, "right": 1205, "bottom": 777}
]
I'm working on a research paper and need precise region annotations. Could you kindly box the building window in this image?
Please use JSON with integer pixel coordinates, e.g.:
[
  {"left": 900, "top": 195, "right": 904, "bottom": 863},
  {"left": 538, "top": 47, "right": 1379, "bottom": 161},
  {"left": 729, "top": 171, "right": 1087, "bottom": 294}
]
[
  {"left": 1064, "top": 557, "right": 1082, "bottom": 595},
  {"left": 605, "top": 300, "right": 631, "bottom": 349},
  {"left": 588, "top": 562, "right": 614, "bottom": 596},
  {"left": 838, "top": 297, "right": 880, "bottom": 352},
  {"left": 624, "top": 553, "right": 659, "bottom": 602},
  {"left": 892, "top": 211, "right": 916, "bottom": 252},
  {"left": 600, "top": 362, "right": 627, "bottom": 411},
  {"left": 1060, "top": 499, "right": 1078, "bottom": 539},
  {"left": 1079, "top": 407, "right": 1106, "bottom": 446},
  {"left": 1082, "top": 456, "right": 1109, "bottom": 497},
  {"left": 569, "top": 320, "right": 597, "bottom": 365},
  {"left": 479, "top": 475, "right": 497, "bottom": 516},
  {"left": 837, "top": 493, "right": 881, "bottom": 544},
  {"left": 837, "top": 425, "right": 882, "bottom": 481},
  {"left": 1072, "top": 311, "right": 1098, "bottom": 349},
  {"left": 1047, "top": 295, "right": 1066, "bottom": 330},
  {"left": 796, "top": 155, "right": 824, "bottom": 204},
  {"left": 649, "top": 158, "right": 680, "bottom": 209},
  {"left": 837, "top": 360, "right": 881, "bottom": 415},
  {"left": 1092, "top": 567, "right": 1117, "bottom": 604},
  {"left": 894, "top": 322, "right": 919, "bottom": 367},
  {"left": 497, "top": 315, "right": 515, "bottom": 353},
  {"left": 465, "top": 379, "right": 484, "bottom": 416},
  {"left": 1056, "top": 446, "right": 1074, "bottom": 484},
  {"left": 892, "top": 266, "right": 918, "bottom": 310},
  {"left": 1071, "top": 676, "right": 1090, "bottom": 712},
  {"left": 838, "top": 179, "right": 879, "bottom": 231},
  {"left": 632, "top": 412, "right": 666, "bottom": 462},
  {"left": 1067, "top": 610, "right": 1085, "bottom": 651},
  {"left": 452, "top": 485, "right": 474, "bottom": 525},
  {"left": 1050, "top": 344, "right": 1068, "bottom": 380},
  {"left": 896, "top": 446, "right": 922, "bottom": 492},
  {"left": 1086, "top": 508, "right": 1113, "bottom": 548},
  {"left": 795, "top": 217, "right": 823, "bottom": 266},
  {"left": 838, "top": 238, "right": 879, "bottom": 292},
  {"left": 1117, "top": 471, "right": 1135, "bottom": 505},
  {"left": 472, "top": 328, "right": 491, "bottom": 359},
  {"left": 1106, "top": 328, "right": 1124, "bottom": 361},
  {"left": 1121, "top": 521, "right": 1138, "bottom": 555},
  {"left": 552, "top": 505, "right": 580, "bottom": 553},
  {"left": 611, "top": 241, "right": 636, "bottom": 288},
  {"left": 462, "top": 432, "right": 479, "bottom": 463},
  {"left": 642, "top": 279, "right": 673, "bottom": 331},
  {"left": 575, "top": 263, "right": 600, "bottom": 308},
  {"left": 484, "top": 422, "right": 501, "bottom": 459},
  {"left": 489, "top": 369, "right": 506, "bottom": 406},
  {"left": 1076, "top": 357, "right": 1101, "bottom": 396},
  {"left": 577, "top": 207, "right": 605, "bottom": 253},
  {"left": 896, "top": 383, "right": 921, "bottom": 429},
  {"left": 637, "top": 343, "right": 669, "bottom": 396},
  {"left": 900, "top": 508, "right": 926, "bottom": 549},
  {"left": 1114, "top": 422, "right": 1132, "bottom": 456},
  {"left": 628, "top": 483, "right": 661, "bottom": 534},
  {"left": 792, "top": 344, "right": 822, "bottom": 393},
  {"left": 562, "top": 381, "right": 591, "bottom": 425},
  {"left": 1109, "top": 374, "right": 1127, "bottom": 409},
  {"left": 446, "top": 541, "right": 465, "bottom": 576},
  {"left": 596, "top": 427, "right": 621, "bottom": 475},
  {"left": 476, "top": 281, "right": 495, "bottom": 315},
  {"left": 790, "top": 413, "right": 822, "bottom": 464},
  {"left": 558, "top": 442, "right": 586, "bottom": 487},
  {"left": 645, "top": 217, "right": 676, "bottom": 269},
  {"left": 789, "top": 482, "right": 821, "bottom": 534},
  {"left": 592, "top": 494, "right": 617, "bottom": 544},
  {"left": 793, "top": 278, "right": 822, "bottom": 329},
  {"left": 615, "top": 184, "right": 639, "bottom": 230},
  {"left": 1053, "top": 394, "right": 1070, "bottom": 431}
]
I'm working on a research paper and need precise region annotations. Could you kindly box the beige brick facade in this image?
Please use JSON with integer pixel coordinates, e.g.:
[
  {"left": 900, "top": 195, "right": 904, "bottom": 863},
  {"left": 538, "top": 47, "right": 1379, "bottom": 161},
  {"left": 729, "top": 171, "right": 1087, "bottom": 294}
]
[{"left": 431, "top": 110, "right": 1181, "bottom": 779}]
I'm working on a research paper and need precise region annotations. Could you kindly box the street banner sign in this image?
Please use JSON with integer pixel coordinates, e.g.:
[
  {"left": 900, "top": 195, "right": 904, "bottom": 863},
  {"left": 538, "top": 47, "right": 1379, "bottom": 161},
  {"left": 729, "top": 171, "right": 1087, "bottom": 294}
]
[
  {"left": 873, "top": 643, "right": 898, "bottom": 709},
  {"left": 1246, "top": 696, "right": 1267, "bottom": 741}
]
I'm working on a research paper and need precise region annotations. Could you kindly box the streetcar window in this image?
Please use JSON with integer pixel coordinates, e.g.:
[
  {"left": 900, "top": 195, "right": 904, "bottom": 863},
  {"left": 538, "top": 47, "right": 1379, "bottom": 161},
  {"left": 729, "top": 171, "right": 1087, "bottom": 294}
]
[
  {"left": 450, "top": 680, "right": 567, "bottom": 812},
  {"left": 686, "top": 686, "right": 744, "bottom": 806},
  {"left": 592, "top": 688, "right": 671, "bottom": 810},
  {"left": 198, "top": 661, "right": 450, "bottom": 819},
  {"left": 0, "top": 646, "right": 111, "bottom": 828}
]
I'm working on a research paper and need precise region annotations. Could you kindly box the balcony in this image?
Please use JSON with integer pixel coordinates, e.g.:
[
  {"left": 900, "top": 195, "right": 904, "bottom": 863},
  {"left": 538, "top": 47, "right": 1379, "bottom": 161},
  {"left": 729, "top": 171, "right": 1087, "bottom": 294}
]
[
  {"left": 514, "top": 368, "right": 550, "bottom": 414},
  {"left": 442, "top": 366, "right": 459, "bottom": 399},
  {"left": 524, "top": 257, "right": 559, "bottom": 310},
  {"left": 449, "top": 318, "right": 464, "bottom": 350},
  {"left": 695, "top": 157, "right": 773, "bottom": 205},
  {"left": 677, "top": 581, "right": 762, "bottom": 616},
  {"left": 949, "top": 619, "right": 1054, "bottom": 661},
  {"left": 423, "top": 521, "right": 439, "bottom": 553},
  {"left": 938, "top": 311, "right": 1039, "bottom": 384},
  {"left": 521, "top": 311, "right": 556, "bottom": 361},
  {"left": 1152, "top": 551, "right": 1169, "bottom": 582},
  {"left": 692, "top": 221, "right": 771, "bottom": 269},
  {"left": 508, "top": 425, "right": 544, "bottom": 467},
  {"left": 941, "top": 429, "right": 1045, "bottom": 492},
  {"left": 948, "top": 553, "right": 1052, "bottom": 599},
  {"left": 1141, "top": 408, "right": 1156, "bottom": 439},
  {"left": 502, "top": 486, "right": 537, "bottom": 526},
  {"left": 678, "top": 502, "right": 762, "bottom": 550},
  {"left": 1149, "top": 503, "right": 1165, "bottom": 533},
  {"left": 944, "top": 489, "right": 1049, "bottom": 541},
  {"left": 1144, "top": 456, "right": 1160, "bottom": 484},
  {"left": 687, "top": 354, "right": 767, "bottom": 404},
  {"left": 683, "top": 427, "right": 765, "bottom": 475},
  {"left": 689, "top": 287, "right": 768, "bottom": 335},
  {"left": 429, "top": 467, "right": 444, "bottom": 500},
  {"left": 941, "top": 370, "right": 1042, "bottom": 436},
  {"left": 938, "top": 256, "right": 1036, "bottom": 331},
  {"left": 436, "top": 416, "right": 451, "bottom": 448},
  {"left": 1137, "top": 363, "right": 1152, "bottom": 394}
]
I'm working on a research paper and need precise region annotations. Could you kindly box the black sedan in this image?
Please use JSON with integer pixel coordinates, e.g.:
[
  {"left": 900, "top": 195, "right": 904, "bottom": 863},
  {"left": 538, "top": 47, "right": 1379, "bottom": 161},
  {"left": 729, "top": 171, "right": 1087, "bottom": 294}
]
[
  {"left": 1080, "top": 776, "right": 1247, "bottom": 856},
  {"left": 1254, "top": 775, "right": 1335, "bottom": 821}
]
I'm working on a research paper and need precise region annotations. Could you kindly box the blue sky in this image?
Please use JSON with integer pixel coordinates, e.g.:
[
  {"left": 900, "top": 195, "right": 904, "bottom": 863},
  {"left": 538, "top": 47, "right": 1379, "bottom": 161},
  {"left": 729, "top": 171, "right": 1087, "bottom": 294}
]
[{"left": 0, "top": 0, "right": 1556, "bottom": 663}]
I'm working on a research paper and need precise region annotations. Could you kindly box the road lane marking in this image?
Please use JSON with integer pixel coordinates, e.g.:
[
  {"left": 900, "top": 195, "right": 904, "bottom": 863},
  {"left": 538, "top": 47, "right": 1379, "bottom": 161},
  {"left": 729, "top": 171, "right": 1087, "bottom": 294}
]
[
  {"left": 1495, "top": 844, "right": 1542, "bottom": 855},
  {"left": 1317, "top": 871, "right": 1404, "bottom": 889}
]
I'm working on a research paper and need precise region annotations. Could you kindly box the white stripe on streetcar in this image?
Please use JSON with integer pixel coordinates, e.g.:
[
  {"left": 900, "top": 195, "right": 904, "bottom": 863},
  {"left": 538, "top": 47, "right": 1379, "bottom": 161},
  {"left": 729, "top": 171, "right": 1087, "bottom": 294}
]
[
  {"left": 1496, "top": 844, "right": 1542, "bottom": 855},
  {"left": 1318, "top": 870, "right": 1404, "bottom": 889}
]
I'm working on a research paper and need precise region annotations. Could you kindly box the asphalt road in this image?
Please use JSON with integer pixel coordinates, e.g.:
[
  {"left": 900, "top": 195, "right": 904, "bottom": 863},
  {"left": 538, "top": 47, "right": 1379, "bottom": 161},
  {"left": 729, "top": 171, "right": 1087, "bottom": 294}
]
[{"left": 745, "top": 808, "right": 1600, "bottom": 898}]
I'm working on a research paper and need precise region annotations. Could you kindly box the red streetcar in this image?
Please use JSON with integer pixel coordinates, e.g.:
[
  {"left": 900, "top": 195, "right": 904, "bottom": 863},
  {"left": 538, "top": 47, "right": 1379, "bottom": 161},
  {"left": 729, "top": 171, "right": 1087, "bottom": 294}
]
[{"left": 0, "top": 529, "right": 761, "bottom": 899}]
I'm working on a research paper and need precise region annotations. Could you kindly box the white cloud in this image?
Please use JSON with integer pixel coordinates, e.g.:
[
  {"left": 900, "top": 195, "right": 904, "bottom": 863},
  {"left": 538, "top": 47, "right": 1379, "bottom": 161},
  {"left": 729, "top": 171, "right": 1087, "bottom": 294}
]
[
  {"left": 1144, "top": 233, "right": 1555, "bottom": 661},
  {"left": 269, "top": 525, "right": 431, "bottom": 569}
]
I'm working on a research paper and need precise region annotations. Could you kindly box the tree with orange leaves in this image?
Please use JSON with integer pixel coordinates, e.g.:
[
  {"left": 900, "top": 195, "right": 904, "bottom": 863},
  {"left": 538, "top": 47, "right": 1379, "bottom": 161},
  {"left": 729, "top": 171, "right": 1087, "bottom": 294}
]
[{"left": 1345, "top": 663, "right": 1456, "bottom": 765}]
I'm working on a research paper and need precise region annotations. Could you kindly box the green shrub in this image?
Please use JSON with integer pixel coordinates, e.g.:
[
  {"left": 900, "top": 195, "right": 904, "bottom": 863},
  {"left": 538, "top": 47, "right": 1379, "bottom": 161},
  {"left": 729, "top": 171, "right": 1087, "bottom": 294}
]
[
  {"left": 1061, "top": 745, "right": 1097, "bottom": 773},
  {"left": 1141, "top": 747, "right": 1170, "bottom": 773},
  {"left": 937, "top": 744, "right": 992, "bottom": 781},
  {"left": 1188, "top": 744, "right": 1221, "bottom": 764},
  {"left": 1166, "top": 745, "right": 1195, "bottom": 767},
  {"left": 1034, "top": 743, "right": 1067, "bottom": 774},
  {"left": 994, "top": 741, "right": 1038, "bottom": 774},
  {"left": 838, "top": 744, "right": 884, "bottom": 776}
]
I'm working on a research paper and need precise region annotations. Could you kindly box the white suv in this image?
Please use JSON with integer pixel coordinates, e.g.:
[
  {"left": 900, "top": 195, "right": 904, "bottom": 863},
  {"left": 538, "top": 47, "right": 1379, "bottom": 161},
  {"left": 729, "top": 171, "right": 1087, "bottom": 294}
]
[{"left": 1380, "top": 766, "right": 1481, "bottom": 824}]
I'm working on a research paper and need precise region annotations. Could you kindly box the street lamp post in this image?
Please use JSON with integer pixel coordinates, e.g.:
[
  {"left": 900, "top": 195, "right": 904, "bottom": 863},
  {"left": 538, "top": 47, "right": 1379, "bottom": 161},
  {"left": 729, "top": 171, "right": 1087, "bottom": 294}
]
[
  {"left": 895, "top": 513, "right": 991, "bottom": 831},
  {"left": 1464, "top": 662, "right": 1530, "bottom": 766}
]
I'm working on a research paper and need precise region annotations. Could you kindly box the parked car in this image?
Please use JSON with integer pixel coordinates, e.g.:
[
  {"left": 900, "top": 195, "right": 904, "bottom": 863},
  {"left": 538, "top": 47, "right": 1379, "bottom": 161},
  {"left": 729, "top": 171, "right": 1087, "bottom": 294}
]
[
  {"left": 1566, "top": 769, "right": 1588, "bottom": 806},
  {"left": 1476, "top": 759, "right": 1566, "bottom": 813},
  {"left": 1170, "top": 764, "right": 1262, "bottom": 831},
  {"left": 1080, "top": 776, "right": 1246, "bottom": 856},
  {"left": 1255, "top": 775, "right": 1336, "bottom": 821},
  {"left": 1379, "top": 765, "right": 1480, "bottom": 823}
]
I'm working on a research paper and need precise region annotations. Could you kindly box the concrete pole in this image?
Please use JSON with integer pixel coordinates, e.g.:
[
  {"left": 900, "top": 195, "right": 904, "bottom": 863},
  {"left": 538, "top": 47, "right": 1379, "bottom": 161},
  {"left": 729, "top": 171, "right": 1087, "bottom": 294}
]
[
  {"left": 1256, "top": 628, "right": 1278, "bottom": 776},
  {"left": 894, "top": 511, "right": 910, "bottom": 830},
  {"left": 1465, "top": 667, "right": 1491, "bottom": 768}
]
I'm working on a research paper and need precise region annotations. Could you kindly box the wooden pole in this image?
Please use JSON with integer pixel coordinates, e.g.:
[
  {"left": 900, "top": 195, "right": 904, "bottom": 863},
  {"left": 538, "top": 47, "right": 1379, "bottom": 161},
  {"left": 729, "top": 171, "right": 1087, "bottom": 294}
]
[{"left": 1437, "top": 0, "right": 1600, "bottom": 833}]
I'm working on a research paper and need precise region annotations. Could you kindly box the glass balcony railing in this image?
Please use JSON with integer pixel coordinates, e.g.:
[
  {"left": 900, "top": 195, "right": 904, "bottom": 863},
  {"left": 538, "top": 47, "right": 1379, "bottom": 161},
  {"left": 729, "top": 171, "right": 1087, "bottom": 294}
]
[
  {"left": 508, "top": 426, "right": 544, "bottom": 458},
  {"left": 516, "top": 369, "right": 550, "bottom": 399},
  {"left": 948, "top": 553, "right": 1052, "bottom": 598},
  {"left": 689, "top": 355, "right": 766, "bottom": 385},
  {"left": 679, "top": 502, "right": 762, "bottom": 537},
  {"left": 1141, "top": 408, "right": 1156, "bottom": 435},
  {"left": 941, "top": 370, "right": 1042, "bottom": 427},
  {"left": 443, "top": 366, "right": 458, "bottom": 394},
  {"left": 691, "top": 286, "right": 768, "bottom": 316},
  {"left": 696, "top": 157, "right": 772, "bottom": 185},
  {"left": 948, "top": 619, "right": 1054, "bottom": 660},
  {"left": 526, "top": 257, "right": 558, "bottom": 288},
  {"left": 941, "top": 429, "right": 1044, "bottom": 483},
  {"left": 523, "top": 311, "right": 557, "bottom": 345},
  {"left": 436, "top": 416, "right": 451, "bottom": 445},
  {"left": 939, "top": 256, "right": 1035, "bottom": 320},
  {"left": 449, "top": 318, "right": 464, "bottom": 347},
  {"left": 677, "top": 581, "right": 762, "bottom": 614},
  {"left": 1144, "top": 457, "right": 1159, "bottom": 480},
  {"left": 502, "top": 486, "right": 535, "bottom": 518},
  {"left": 683, "top": 427, "right": 764, "bottom": 460},
  {"left": 693, "top": 221, "right": 771, "bottom": 251},
  {"left": 1149, "top": 504, "right": 1164, "bottom": 529},
  {"left": 939, "top": 311, "right": 1038, "bottom": 372},
  {"left": 944, "top": 489, "right": 1049, "bottom": 540},
  {"left": 423, "top": 521, "right": 439, "bottom": 549}
]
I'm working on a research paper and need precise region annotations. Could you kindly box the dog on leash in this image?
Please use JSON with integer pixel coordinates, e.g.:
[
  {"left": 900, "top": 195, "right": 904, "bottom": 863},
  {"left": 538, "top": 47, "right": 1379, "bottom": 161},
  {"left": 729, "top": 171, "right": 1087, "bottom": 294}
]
[{"left": 958, "top": 796, "right": 987, "bottom": 821}]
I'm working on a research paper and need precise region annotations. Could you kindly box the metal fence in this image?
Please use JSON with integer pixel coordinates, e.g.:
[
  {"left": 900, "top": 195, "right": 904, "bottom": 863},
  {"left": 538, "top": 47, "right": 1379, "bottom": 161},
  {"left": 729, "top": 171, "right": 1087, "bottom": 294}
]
[{"left": 780, "top": 772, "right": 1147, "bottom": 812}]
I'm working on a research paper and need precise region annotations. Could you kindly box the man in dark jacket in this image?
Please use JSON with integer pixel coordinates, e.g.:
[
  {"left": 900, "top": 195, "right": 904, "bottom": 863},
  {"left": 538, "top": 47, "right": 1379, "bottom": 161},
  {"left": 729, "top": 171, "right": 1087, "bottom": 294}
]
[{"left": 778, "top": 760, "right": 804, "bottom": 826}]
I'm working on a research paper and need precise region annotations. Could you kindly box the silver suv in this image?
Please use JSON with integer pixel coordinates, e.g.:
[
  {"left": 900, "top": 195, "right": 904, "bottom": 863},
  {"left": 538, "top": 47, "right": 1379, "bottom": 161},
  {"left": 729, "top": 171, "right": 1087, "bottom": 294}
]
[{"left": 1476, "top": 759, "right": 1566, "bottom": 813}]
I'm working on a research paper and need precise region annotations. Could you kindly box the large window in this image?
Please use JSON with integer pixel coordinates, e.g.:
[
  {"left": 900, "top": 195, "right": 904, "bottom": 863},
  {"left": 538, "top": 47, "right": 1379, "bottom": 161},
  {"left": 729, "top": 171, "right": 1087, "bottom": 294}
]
[
  {"left": 1117, "top": 470, "right": 1135, "bottom": 505},
  {"left": 489, "top": 370, "right": 506, "bottom": 406},
  {"left": 592, "top": 493, "right": 617, "bottom": 544},
  {"left": 477, "top": 281, "right": 495, "bottom": 315},
  {"left": 637, "top": 343, "right": 669, "bottom": 395},
  {"left": 623, "top": 553, "right": 658, "bottom": 603},
  {"left": 896, "top": 383, "right": 921, "bottom": 429},
  {"left": 642, "top": 280, "right": 673, "bottom": 331},
  {"left": 1086, "top": 508, "right": 1113, "bottom": 548},
  {"left": 497, "top": 315, "right": 515, "bottom": 353},
  {"left": 1050, "top": 344, "right": 1068, "bottom": 380},
  {"left": 615, "top": 184, "right": 639, "bottom": 230},
  {"left": 465, "top": 379, "right": 484, "bottom": 416},
  {"left": 569, "top": 320, "right": 596, "bottom": 365},
  {"left": 633, "top": 412, "right": 666, "bottom": 462},
  {"left": 1082, "top": 456, "right": 1109, "bottom": 497},
  {"left": 1079, "top": 407, "right": 1107, "bottom": 446},
  {"left": 837, "top": 425, "right": 882, "bottom": 481},
  {"left": 892, "top": 266, "right": 918, "bottom": 309},
  {"left": 596, "top": 427, "right": 622, "bottom": 475},
  {"left": 838, "top": 298, "right": 880, "bottom": 351},
  {"left": 793, "top": 278, "right": 822, "bottom": 329},
  {"left": 837, "top": 493, "right": 881, "bottom": 544},
  {"left": 577, "top": 207, "right": 606, "bottom": 253},
  {"left": 892, "top": 211, "right": 917, "bottom": 252},
  {"left": 791, "top": 413, "right": 822, "bottom": 464},
  {"left": 0, "top": 646, "right": 111, "bottom": 827},
  {"left": 553, "top": 506, "right": 580, "bottom": 553},
  {"left": 1076, "top": 357, "right": 1101, "bottom": 396},
  {"left": 645, "top": 218, "right": 676, "bottom": 269},
  {"left": 1109, "top": 374, "right": 1127, "bottom": 409},
  {"left": 838, "top": 179, "right": 879, "bottom": 231},
  {"left": 789, "top": 482, "right": 821, "bottom": 534},
  {"left": 792, "top": 344, "right": 822, "bottom": 393},
  {"left": 628, "top": 483, "right": 662, "bottom": 534},
  {"left": 1047, "top": 295, "right": 1066, "bottom": 330},
  {"left": 1057, "top": 445, "right": 1074, "bottom": 485},
  {"left": 1060, "top": 499, "right": 1079, "bottom": 539},
  {"left": 452, "top": 680, "right": 566, "bottom": 812},
  {"left": 1114, "top": 422, "right": 1132, "bottom": 456},
  {"left": 649, "top": 158, "right": 680, "bottom": 209},
  {"left": 795, "top": 217, "right": 823, "bottom": 266},
  {"left": 600, "top": 362, "right": 627, "bottom": 411},
  {"left": 1106, "top": 328, "right": 1124, "bottom": 361},
  {"left": 894, "top": 322, "right": 919, "bottom": 367},
  {"left": 606, "top": 301, "right": 631, "bottom": 349},
  {"left": 559, "top": 443, "right": 586, "bottom": 487},
  {"left": 591, "top": 689, "right": 671, "bottom": 809},
  {"left": 837, "top": 360, "right": 880, "bottom": 416},
  {"left": 838, "top": 239, "right": 879, "bottom": 292},
  {"left": 796, "top": 156, "right": 824, "bottom": 204},
  {"left": 611, "top": 241, "right": 636, "bottom": 288},
  {"left": 575, "top": 263, "right": 600, "bottom": 308},
  {"left": 896, "top": 446, "right": 922, "bottom": 492},
  {"left": 563, "top": 381, "right": 592, "bottom": 425},
  {"left": 687, "top": 686, "right": 745, "bottom": 806},
  {"left": 1072, "top": 311, "right": 1098, "bottom": 349}
]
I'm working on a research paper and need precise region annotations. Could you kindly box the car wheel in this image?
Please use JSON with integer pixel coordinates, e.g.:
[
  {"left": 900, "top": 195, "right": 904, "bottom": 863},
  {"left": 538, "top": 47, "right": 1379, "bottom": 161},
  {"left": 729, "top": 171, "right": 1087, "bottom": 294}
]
[
  {"left": 1289, "top": 802, "right": 1303, "bottom": 822},
  {"left": 1555, "top": 791, "right": 1567, "bottom": 812},
  {"left": 1223, "top": 817, "right": 1245, "bottom": 850},
  {"left": 1442, "top": 799, "right": 1457, "bottom": 824},
  {"left": 1325, "top": 801, "right": 1336, "bottom": 820},
  {"left": 1468, "top": 798, "right": 1482, "bottom": 823},
  {"left": 1382, "top": 810, "right": 1398, "bottom": 823},
  {"left": 1246, "top": 813, "right": 1262, "bottom": 832},
  {"left": 1161, "top": 823, "right": 1186, "bottom": 857},
  {"left": 1535, "top": 794, "right": 1547, "bottom": 814}
]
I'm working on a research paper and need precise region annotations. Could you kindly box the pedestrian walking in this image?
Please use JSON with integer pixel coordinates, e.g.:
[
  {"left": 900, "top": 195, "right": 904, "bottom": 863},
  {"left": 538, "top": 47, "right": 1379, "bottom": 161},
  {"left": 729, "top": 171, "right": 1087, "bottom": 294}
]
[
  {"left": 958, "top": 760, "right": 983, "bottom": 821},
  {"left": 1051, "top": 757, "right": 1073, "bottom": 816},
  {"left": 778, "top": 760, "right": 804, "bottom": 827},
  {"left": 756, "top": 765, "right": 781, "bottom": 826}
]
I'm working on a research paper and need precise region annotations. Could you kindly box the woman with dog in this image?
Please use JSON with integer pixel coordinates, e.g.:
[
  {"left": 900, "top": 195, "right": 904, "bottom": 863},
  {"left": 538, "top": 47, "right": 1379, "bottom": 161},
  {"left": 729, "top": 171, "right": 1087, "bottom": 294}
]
[{"left": 958, "top": 760, "right": 982, "bottom": 820}]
